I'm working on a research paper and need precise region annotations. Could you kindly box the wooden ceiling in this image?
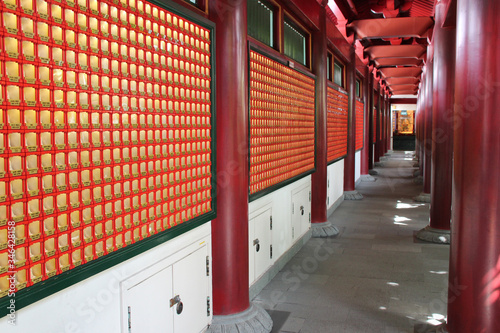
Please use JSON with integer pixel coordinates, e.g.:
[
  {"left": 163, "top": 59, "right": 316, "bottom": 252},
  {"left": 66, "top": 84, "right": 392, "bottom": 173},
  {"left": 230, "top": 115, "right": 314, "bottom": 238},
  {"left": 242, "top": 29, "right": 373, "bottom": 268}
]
[{"left": 334, "top": 0, "right": 436, "bottom": 95}]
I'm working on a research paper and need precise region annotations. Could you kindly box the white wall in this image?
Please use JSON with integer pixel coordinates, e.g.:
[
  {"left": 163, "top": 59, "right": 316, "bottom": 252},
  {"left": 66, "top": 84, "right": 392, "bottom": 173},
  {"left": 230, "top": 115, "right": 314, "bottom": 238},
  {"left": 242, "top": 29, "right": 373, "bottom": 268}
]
[
  {"left": 2, "top": 223, "right": 212, "bottom": 333},
  {"left": 355, "top": 151, "right": 361, "bottom": 183},
  {"left": 248, "top": 175, "right": 311, "bottom": 281},
  {"left": 327, "top": 159, "right": 344, "bottom": 209}
]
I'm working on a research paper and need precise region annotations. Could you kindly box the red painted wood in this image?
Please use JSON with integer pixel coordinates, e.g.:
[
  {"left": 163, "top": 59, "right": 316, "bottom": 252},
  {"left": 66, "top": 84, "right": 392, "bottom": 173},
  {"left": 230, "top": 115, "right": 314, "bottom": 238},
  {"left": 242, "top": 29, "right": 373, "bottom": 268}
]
[
  {"left": 312, "top": 4, "right": 328, "bottom": 224},
  {"left": 374, "top": 91, "right": 381, "bottom": 163},
  {"left": 429, "top": 1, "right": 454, "bottom": 231},
  {"left": 343, "top": 47, "right": 357, "bottom": 191},
  {"left": 360, "top": 67, "right": 370, "bottom": 174},
  {"left": 209, "top": 0, "right": 249, "bottom": 316},
  {"left": 386, "top": 97, "right": 391, "bottom": 152},
  {"left": 448, "top": 0, "right": 500, "bottom": 331},
  {"left": 422, "top": 52, "right": 433, "bottom": 194}
]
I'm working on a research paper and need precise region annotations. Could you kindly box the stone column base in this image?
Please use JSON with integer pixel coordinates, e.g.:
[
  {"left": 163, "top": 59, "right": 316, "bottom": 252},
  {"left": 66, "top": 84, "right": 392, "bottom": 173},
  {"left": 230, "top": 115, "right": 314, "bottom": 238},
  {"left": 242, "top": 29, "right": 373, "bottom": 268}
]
[
  {"left": 380, "top": 156, "right": 388, "bottom": 162},
  {"left": 413, "top": 176, "right": 424, "bottom": 184},
  {"left": 413, "top": 192, "right": 430, "bottom": 203},
  {"left": 416, "top": 226, "right": 450, "bottom": 244},
  {"left": 414, "top": 323, "right": 448, "bottom": 333},
  {"left": 208, "top": 303, "right": 273, "bottom": 333},
  {"left": 413, "top": 169, "right": 421, "bottom": 177},
  {"left": 312, "top": 221, "right": 340, "bottom": 238},
  {"left": 368, "top": 169, "right": 379, "bottom": 176},
  {"left": 360, "top": 174, "right": 376, "bottom": 182},
  {"left": 374, "top": 162, "right": 384, "bottom": 167},
  {"left": 413, "top": 162, "right": 420, "bottom": 167},
  {"left": 344, "top": 190, "right": 363, "bottom": 200}
]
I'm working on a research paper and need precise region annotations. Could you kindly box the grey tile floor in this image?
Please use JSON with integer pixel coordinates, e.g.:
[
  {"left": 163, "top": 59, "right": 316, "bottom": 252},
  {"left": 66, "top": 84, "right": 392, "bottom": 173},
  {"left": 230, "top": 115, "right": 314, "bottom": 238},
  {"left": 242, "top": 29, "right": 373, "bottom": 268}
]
[{"left": 254, "top": 151, "right": 450, "bottom": 333}]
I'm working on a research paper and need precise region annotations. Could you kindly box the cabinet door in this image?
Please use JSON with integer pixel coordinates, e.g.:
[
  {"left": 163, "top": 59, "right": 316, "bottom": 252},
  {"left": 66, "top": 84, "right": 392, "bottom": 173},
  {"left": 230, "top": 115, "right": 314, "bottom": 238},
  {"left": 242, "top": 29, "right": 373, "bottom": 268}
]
[
  {"left": 291, "top": 187, "right": 311, "bottom": 241},
  {"left": 172, "top": 245, "right": 210, "bottom": 333},
  {"left": 122, "top": 266, "right": 174, "bottom": 333},
  {"left": 249, "top": 208, "right": 272, "bottom": 282}
]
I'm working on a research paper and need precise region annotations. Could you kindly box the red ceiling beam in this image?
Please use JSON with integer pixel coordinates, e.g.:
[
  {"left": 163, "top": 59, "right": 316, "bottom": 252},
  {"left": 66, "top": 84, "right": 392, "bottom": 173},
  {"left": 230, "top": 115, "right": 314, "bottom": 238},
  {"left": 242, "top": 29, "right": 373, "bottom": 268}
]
[
  {"left": 374, "top": 57, "right": 424, "bottom": 67},
  {"left": 365, "top": 44, "right": 427, "bottom": 59},
  {"left": 347, "top": 17, "right": 434, "bottom": 40}
]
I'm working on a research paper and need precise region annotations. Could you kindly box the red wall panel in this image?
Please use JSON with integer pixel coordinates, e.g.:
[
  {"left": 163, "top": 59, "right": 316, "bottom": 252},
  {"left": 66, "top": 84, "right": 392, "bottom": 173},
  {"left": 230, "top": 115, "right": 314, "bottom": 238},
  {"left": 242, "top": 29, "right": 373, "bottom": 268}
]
[
  {"left": 249, "top": 51, "right": 315, "bottom": 195},
  {"left": 326, "top": 85, "right": 348, "bottom": 162},
  {"left": 0, "top": 0, "right": 213, "bottom": 296},
  {"left": 355, "top": 101, "right": 364, "bottom": 150}
]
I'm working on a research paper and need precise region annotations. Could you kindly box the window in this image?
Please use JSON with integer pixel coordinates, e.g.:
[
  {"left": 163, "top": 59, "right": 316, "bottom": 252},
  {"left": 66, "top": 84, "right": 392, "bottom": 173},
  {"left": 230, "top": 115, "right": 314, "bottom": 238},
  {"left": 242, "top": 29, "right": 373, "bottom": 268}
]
[
  {"left": 333, "top": 60, "right": 344, "bottom": 87},
  {"left": 327, "top": 53, "right": 332, "bottom": 81},
  {"left": 283, "top": 17, "right": 308, "bottom": 66},
  {"left": 183, "top": 0, "right": 206, "bottom": 11},
  {"left": 356, "top": 78, "right": 361, "bottom": 97},
  {"left": 248, "top": 0, "right": 275, "bottom": 47}
]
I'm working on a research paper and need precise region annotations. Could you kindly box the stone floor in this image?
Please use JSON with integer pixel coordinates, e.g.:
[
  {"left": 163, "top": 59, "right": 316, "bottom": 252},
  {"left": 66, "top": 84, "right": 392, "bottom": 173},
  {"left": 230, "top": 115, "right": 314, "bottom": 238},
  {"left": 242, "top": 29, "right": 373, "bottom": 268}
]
[{"left": 254, "top": 151, "right": 450, "bottom": 333}]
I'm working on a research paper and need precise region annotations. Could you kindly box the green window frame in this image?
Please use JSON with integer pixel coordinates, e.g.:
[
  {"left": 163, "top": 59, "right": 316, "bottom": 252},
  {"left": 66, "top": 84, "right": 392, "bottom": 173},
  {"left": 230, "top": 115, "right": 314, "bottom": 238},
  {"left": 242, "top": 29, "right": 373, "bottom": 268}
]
[
  {"left": 247, "top": 0, "right": 275, "bottom": 48},
  {"left": 333, "top": 60, "right": 344, "bottom": 88},
  {"left": 283, "top": 17, "right": 308, "bottom": 66}
]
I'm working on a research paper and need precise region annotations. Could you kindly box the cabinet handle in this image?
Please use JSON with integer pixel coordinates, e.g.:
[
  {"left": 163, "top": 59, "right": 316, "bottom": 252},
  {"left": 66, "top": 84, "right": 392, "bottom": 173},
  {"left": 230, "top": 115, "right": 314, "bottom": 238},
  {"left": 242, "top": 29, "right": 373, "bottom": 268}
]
[
  {"left": 170, "top": 295, "right": 184, "bottom": 314},
  {"left": 253, "top": 238, "right": 260, "bottom": 252},
  {"left": 170, "top": 295, "right": 181, "bottom": 307},
  {"left": 300, "top": 206, "right": 304, "bottom": 216}
]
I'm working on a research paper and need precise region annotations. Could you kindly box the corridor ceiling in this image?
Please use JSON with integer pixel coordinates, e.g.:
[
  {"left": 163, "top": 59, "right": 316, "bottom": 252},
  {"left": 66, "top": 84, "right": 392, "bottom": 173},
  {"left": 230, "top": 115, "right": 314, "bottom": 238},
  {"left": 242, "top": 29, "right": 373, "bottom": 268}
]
[{"left": 334, "top": 0, "right": 436, "bottom": 96}]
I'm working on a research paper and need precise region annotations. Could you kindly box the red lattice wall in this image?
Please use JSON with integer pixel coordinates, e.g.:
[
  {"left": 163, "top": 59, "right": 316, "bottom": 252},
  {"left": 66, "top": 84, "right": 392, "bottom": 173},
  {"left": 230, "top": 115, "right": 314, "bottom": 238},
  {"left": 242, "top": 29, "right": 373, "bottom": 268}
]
[
  {"left": 0, "top": 0, "right": 213, "bottom": 297},
  {"left": 355, "top": 101, "right": 364, "bottom": 150},
  {"left": 326, "top": 85, "right": 348, "bottom": 162},
  {"left": 249, "top": 50, "right": 315, "bottom": 196}
]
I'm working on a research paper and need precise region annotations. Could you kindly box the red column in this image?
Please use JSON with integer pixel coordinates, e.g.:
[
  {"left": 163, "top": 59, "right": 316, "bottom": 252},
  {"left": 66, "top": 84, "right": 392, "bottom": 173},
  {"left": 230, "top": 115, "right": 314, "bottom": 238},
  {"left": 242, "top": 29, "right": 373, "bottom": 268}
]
[
  {"left": 382, "top": 92, "right": 389, "bottom": 155},
  {"left": 417, "top": 1, "right": 454, "bottom": 242},
  {"left": 386, "top": 97, "right": 391, "bottom": 152},
  {"left": 209, "top": 0, "right": 249, "bottom": 316},
  {"left": 448, "top": 0, "right": 500, "bottom": 331},
  {"left": 360, "top": 67, "right": 371, "bottom": 175},
  {"left": 415, "top": 50, "right": 433, "bottom": 201},
  {"left": 311, "top": 2, "right": 334, "bottom": 230},
  {"left": 423, "top": 57, "right": 433, "bottom": 194},
  {"left": 368, "top": 75, "right": 375, "bottom": 171},
  {"left": 374, "top": 90, "right": 381, "bottom": 163},
  {"left": 343, "top": 46, "right": 361, "bottom": 199}
]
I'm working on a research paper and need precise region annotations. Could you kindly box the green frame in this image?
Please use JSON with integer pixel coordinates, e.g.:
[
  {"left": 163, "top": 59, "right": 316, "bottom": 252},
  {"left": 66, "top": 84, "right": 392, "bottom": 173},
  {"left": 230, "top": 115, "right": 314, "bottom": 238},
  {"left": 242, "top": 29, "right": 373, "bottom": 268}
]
[
  {"left": 0, "top": 0, "right": 217, "bottom": 318},
  {"left": 247, "top": 42, "right": 317, "bottom": 202}
]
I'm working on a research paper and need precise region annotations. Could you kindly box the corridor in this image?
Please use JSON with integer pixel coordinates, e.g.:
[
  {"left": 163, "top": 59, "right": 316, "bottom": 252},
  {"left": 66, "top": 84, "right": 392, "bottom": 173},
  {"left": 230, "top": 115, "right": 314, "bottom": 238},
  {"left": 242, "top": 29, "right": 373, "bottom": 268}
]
[{"left": 254, "top": 151, "right": 450, "bottom": 333}]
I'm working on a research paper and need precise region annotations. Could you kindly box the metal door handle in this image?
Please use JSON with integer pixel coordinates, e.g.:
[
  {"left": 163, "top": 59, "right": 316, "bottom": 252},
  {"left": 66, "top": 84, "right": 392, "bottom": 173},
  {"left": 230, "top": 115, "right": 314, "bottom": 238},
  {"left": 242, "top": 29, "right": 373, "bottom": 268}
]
[
  {"left": 253, "top": 239, "right": 260, "bottom": 252},
  {"left": 170, "top": 295, "right": 184, "bottom": 314},
  {"left": 170, "top": 295, "right": 181, "bottom": 307},
  {"left": 300, "top": 206, "right": 305, "bottom": 216}
]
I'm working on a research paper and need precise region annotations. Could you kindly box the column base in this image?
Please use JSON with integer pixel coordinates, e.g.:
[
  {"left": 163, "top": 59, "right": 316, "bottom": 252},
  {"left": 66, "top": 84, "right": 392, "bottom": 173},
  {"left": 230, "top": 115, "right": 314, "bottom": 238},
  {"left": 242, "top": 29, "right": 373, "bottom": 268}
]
[
  {"left": 360, "top": 174, "right": 376, "bottom": 182},
  {"left": 413, "top": 192, "right": 431, "bottom": 203},
  {"left": 374, "top": 162, "right": 384, "bottom": 167},
  {"left": 414, "top": 323, "right": 448, "bottom": 333},
  {"left": 413, "top": 157, "right": 419, "bottom": 161},
  {"left": 312, "top": 221, "right": 340, "bottom": 238},
  {"left": 413, "top": 162, "right": 420, "bottom": 167},
  {"left": 344, "top": 190, "right": 363, "bottom": 200},
  {"left": 380, "top": 156, "right": 389, "bottom": 162},
  {"left": 413, "top": 169, "right": 422, "bottom": 177},
  {"left": 413, "top": 176, "right": 424, "bottom": 184},
  {"left": 208, "top": 303, "right": 273, "bottom": 333},
  {"left": 368, "top": 169, "right": 379, "bottom": 176},
  {"left": 416, "top": 226, "right": 450, "bottom": 244}
]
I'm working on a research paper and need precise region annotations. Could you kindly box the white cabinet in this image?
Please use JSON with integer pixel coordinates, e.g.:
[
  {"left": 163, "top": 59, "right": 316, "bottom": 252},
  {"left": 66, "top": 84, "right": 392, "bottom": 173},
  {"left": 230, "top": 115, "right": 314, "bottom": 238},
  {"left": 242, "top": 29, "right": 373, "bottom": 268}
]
[
  {"left": 249, "top": 205, "right": 273, "bottom": 283},
  {"left": 291, "top": 185, "right": 311, "bottom": 242},
  {"left": 121, "top": 239, "right": 211, "bottom": 333}
]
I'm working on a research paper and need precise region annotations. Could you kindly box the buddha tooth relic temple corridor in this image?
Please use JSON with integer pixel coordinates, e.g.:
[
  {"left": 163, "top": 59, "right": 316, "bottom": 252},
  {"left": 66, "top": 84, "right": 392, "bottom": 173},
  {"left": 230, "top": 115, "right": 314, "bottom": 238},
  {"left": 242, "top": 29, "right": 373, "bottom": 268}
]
[{"left": 0, "top": 0, "right": 498, "bottom": 332}]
